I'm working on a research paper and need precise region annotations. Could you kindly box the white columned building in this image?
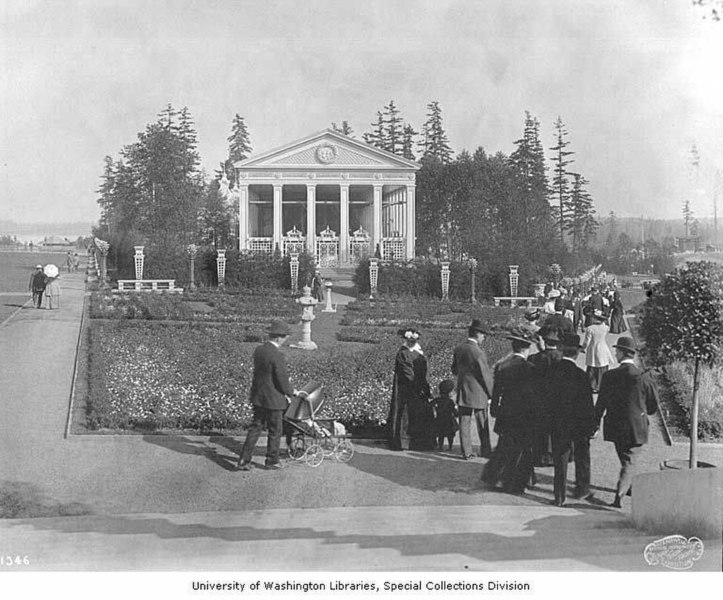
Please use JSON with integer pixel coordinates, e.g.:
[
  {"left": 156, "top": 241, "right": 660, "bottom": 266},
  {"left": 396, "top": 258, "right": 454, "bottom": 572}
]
[{"left": 234, "top": 129, "right": 420, "bottom": 265}]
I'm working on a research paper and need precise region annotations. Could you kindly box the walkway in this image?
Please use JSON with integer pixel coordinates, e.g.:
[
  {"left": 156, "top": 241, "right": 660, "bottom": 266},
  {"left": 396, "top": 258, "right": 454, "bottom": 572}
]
[{"left": 0, "top": 273, "right": 721, "bottom": 572}]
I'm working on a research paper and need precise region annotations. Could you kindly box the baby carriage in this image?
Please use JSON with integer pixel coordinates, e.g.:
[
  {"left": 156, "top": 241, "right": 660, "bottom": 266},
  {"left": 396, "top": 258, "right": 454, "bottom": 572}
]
[{"left": 283, "top": 381, "right": 354, "bottom": 467}]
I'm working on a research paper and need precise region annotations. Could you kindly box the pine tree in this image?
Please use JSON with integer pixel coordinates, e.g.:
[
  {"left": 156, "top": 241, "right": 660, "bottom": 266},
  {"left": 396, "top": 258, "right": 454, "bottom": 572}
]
[
  {"left": 550, "top": 116, "right": 574, "bottom": 246},
  {"left": 362, "top": 111, "right": 386, "bottom": 149},
  {"left": 401, "top": 124, "right": 417, "bottom": 161},
  {"left": 567, "top": 173, "right": 597, "bottom": 252},
  {"left": 384, "top": 100, "right": 403, "bottom": 155},
  {"left": 419, "top": 101, "right": 453, "bottom": 163},
  {"left": 225, "top": 114, "right": 252, "bottom": 186},
  {"left": 331, "top": 121, "right": 354, "bottom": 136},
  {"left": 683, "top": 199, "right": 695, "bottom": 236}
]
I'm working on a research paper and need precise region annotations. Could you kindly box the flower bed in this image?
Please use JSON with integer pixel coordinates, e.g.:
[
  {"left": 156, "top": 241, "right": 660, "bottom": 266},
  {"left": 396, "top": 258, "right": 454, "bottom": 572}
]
[
  {"left": 85, "top": 321, "right": 511, "bottom": 433},
  {"left": 662, "top": 361, "right": 723, "bottom": 441}
]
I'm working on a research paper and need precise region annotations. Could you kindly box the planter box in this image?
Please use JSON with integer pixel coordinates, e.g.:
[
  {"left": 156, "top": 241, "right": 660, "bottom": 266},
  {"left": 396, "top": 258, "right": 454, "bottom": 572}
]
[{"left": 632, "top": 463, "right": 722, "bottom": 539}]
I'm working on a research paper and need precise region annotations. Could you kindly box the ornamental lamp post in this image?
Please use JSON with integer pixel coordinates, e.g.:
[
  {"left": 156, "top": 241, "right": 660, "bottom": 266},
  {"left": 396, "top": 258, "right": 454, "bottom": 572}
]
[
  {"left": 509, "top": 265, "right": 519, "bottom": 298},
  {"left": 441, "top": 261, "right": 451, "bottom": 300},
  {"left": 468, "top": 257, "right": 478, "bottom": 304},
  {"left": 134, "top": 246, "right": 145, "bottom": 280},
  {"left": 289, "top": 252, "right": 300, "bottom": 293},
  {"left": 369, "top": 257, "right": 379, "bottom": 298},
  {"left": 187, "top": 244, "right": 198, "bottom": 291},
  {"left": 94, "top": 238, "right": 110, "bottom": 289},
  {"left": 216, "top": 248, "right": 227, "bottom": 289}
]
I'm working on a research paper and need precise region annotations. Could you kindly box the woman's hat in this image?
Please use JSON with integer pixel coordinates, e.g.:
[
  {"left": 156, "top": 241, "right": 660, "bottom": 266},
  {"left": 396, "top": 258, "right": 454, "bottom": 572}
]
[
  {"left": 506, "top": 327, "right": 534, "bottom": 345},
  {"left": 548, "top": 289, "right": 561, "bottom": 298},
  {"left": 267, "top": 319, "right": 291, "bottom": 336},
  {"left": 524, "top": 308, "right": 541, "bottom": 321},
  {"left": 592, "top": 309, "right": 607, "bottom": 321},
  {"left": 468, "top": 319, "right": 491, "bottom": 334},
  {"left": 613, "top": 336, "right": 637, "bottom": 354},
  {"left": 397, "top": 328, "right": 420, "bottom": 340}
]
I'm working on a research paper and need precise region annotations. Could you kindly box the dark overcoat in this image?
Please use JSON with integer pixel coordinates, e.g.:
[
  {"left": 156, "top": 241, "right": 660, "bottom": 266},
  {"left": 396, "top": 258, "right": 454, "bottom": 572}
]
[
  {"left": 249, "top": 341, "right": 294, "bottom": 410},
  {"left": 451, "top": 339, "right": 494, "bottom": 410},
  {"left": 490, "top": 354, "right": 539, "bottom": 435},
  {"left": 548, "top": 358, "right": 596, "bottom": 440},
  {"left": 595, "top": 362, "right": 659, "bottom": 447}
]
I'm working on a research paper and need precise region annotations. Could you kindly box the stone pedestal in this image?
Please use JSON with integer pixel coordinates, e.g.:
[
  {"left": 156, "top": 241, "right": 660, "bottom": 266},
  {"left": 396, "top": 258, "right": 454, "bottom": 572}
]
[
  {"left": 322, "top": 281, "right": 336, "bottom": 312},
  {"left": 291, "top": 286, "right": 318, "bottom": 350}
]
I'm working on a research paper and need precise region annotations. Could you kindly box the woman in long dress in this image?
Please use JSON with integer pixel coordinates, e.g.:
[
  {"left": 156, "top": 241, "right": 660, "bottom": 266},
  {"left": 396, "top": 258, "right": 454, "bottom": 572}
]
[
  {"left": 609, "top": 291, "right": 627, "bottom": 334},
  {"left": 388, "top": 328, "right": 432, "bottom": 450},
  {"left": 44, "top": 276, "right": 61, "bottom": 309}
]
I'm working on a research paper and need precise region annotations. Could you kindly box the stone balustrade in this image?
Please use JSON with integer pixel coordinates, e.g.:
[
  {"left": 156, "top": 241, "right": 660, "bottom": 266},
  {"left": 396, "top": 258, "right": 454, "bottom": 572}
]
[{"left": 116, "top": 279, "right": 183, "bottom": 293}]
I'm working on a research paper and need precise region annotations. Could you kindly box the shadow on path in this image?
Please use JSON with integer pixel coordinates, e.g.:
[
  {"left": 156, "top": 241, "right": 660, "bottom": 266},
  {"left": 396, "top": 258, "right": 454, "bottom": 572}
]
[{"left": 142, "top": 435, "right": 239, "bottom": 472}]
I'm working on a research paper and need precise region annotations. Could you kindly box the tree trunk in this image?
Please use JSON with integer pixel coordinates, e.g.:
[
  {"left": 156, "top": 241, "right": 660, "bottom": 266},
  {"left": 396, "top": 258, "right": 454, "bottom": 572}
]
[{"left": 689, "top": 358, "right": 700, "bottom": 469}]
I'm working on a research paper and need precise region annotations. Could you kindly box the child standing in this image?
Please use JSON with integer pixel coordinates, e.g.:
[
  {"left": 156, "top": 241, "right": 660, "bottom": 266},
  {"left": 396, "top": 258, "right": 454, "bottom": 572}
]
[{"left": 433, "top": 379, "right": 459, "bottom": 451}]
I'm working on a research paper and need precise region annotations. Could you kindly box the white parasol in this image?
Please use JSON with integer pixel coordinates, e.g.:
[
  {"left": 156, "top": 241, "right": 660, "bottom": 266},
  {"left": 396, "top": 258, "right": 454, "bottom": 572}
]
[{"left": 43, "top": 264, "right": 59, "bottom": 278}]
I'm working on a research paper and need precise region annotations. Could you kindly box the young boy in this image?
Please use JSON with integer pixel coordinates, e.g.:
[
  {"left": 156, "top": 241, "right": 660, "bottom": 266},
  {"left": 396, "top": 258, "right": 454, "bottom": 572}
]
[{"left": 433, "top": 379, "right": 459, "bottom": 451}]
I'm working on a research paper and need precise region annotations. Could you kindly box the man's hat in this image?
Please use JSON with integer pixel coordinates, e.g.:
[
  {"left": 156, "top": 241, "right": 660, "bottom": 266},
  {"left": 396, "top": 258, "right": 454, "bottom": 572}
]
[
  {"left": 561, "top": 333, "right": 582, "bottom": 349},
  {"left": 506, "top": 327, "right": 534, "bottom": 345},
  {"left": 439, "top": 379, "right": 455, "bottom": 395},
  {"left": 35, "top": 264, "right": 43, "bottom": 269},
  {"left": 267, "top": 319, "right": 291, "bottom": 336},
  {"left": 540, "top": 327, "right": 560, "bottom": 343},
  {"left": 613, "top": 336, "right": 637, "bottom": 354},
  {"left": 468, "top": 319, "right": 491, "bottom": 335}
]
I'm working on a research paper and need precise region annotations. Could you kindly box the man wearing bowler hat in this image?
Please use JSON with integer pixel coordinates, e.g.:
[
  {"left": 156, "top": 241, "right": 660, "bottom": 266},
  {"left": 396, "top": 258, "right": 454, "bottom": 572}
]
[
  {"left": 238, "top": 319, "right": 299, "bottom": 471},
  {"left": 548, "top": 333, "right": 596, "bottom": 505},
  {"left": 451, "top": 319, "right": 494, "bottom": 459},
  {"left": 595, "top": 336, "right": 659, "bottom": 507}
]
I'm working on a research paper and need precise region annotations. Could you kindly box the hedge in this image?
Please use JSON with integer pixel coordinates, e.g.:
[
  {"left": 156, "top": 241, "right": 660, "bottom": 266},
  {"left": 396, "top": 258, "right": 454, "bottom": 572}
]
[{"left": 663, "top": 361, "right": 723, "bottom": 441}]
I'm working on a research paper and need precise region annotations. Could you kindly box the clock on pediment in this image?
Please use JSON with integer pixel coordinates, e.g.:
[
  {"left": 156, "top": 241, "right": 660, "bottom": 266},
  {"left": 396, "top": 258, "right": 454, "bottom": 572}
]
[{"left": 315, "top": 143, "right": 338, "bottom": 164}]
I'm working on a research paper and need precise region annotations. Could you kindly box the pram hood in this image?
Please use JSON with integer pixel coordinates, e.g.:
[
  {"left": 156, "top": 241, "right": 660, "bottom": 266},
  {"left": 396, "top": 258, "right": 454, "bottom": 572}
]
[{"left": 284, "top": 381, "right": 323, "bottom": 421}]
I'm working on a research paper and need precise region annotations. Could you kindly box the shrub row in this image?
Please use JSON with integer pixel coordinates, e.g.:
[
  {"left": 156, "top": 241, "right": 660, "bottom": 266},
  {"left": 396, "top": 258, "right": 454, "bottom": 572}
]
[
  {"left": 353, "top": 258, "right": 533, "bottom": 299},
  {"left": 85, "top": 321, "right": 511, "bottom": 432}
]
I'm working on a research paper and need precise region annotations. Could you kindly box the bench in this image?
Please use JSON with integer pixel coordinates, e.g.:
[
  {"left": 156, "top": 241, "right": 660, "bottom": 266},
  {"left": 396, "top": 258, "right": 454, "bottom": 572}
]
[
  {"left": 116, "top": 280, "right": 184, "bottom": 293},
  {"left": 493, "top": 296, "right": 537, "bottom": 307}
]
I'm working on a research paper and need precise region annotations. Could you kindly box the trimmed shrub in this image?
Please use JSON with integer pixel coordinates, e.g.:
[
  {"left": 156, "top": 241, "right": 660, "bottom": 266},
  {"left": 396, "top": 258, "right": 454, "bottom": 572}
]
[{"left": 664, "top": 361, "right": 723, "bottom": 441}]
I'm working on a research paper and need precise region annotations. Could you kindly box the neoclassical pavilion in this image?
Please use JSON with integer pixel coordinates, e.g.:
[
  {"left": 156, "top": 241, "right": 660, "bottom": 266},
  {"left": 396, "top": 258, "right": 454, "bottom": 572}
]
[{"left": 232, "top": 130, "right": 420, "bottom": 266}]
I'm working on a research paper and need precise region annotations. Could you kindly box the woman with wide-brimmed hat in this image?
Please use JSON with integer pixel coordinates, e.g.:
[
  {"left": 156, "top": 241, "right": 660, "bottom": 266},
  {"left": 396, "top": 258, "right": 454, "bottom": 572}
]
[{"left": 388, "top": 327, "right": 432, "bottom": 451}]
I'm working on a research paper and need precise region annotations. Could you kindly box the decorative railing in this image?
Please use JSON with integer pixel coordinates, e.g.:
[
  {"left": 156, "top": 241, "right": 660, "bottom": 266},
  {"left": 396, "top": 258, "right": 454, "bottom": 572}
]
[
  {"left": 381, "top": 237, "right": 406, "bottom": 261},
  {"left": 316, "top": 226, "right": 338, "bottom": 268},
  {"left": 283, "top": 225, "right": 306, "bottom": 256},
  {"left": 349, "top": 226, "right": 371, "bottom": 265},
  {"left": 248, "top": 237, "right": 273, "bottom": 254}
]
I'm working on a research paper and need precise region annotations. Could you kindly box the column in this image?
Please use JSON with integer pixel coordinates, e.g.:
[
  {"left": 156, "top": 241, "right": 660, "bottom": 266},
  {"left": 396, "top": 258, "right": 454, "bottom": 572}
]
[
  {"left": 373, "top": 184, "right": 382, "bottom": 257},
  {"left": 273, "top": 184, "right": 283, "bottom": 252},
  {"left": 340, "top": 183, "right": 350, "bottom": 264},
  {"left": 406, "top": 184, "right": 415, "bottom": 259},
  {"left": 306, "top": 184, "right": 316, "bottom": 255},
  {"left": 239, "top": 184, "right": 249, "bottom": 251}
]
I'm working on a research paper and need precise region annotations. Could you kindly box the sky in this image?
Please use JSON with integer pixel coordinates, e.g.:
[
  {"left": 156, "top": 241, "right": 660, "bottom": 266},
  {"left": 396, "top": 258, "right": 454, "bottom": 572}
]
[{"left": 1, "top": 0, "right": 722, "bottom": 225}]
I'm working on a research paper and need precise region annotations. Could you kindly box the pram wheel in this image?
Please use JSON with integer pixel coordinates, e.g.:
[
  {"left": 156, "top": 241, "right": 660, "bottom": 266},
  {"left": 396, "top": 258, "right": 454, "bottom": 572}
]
[
  {"left": 304, "top": 443, "right": 324, "bottom": 467},
  {"left": 334, "top": 438, "right": 354, "bottom": 463},
  {"left": 288, "top": 437, "right": 306, "bottom": 460}
]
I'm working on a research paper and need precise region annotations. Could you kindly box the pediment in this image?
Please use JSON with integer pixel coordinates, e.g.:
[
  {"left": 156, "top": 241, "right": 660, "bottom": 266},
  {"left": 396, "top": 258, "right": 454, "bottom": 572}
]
[{"left": 235, "top": 130, "right": 419, "bottom": 171}]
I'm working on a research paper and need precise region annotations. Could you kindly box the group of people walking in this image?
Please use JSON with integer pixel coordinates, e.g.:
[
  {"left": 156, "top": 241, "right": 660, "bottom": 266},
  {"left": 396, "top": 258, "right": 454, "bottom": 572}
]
[{"left": 388, "top": 309, "right": 659, "bottom": 508}]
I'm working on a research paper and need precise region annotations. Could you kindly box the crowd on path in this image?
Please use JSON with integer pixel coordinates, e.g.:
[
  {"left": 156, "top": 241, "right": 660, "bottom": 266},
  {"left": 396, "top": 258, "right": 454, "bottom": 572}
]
[{"left": 237, "top": 278, "right": 658, "bottom": 510}]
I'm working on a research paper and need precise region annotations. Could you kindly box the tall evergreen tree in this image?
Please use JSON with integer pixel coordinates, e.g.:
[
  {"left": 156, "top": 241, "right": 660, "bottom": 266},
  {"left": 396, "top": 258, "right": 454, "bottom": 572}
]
[
  {"left": 383, "top": 100, "right": 403, "bottom": 155},
  {"left": 567, "top": 173, "right": 597, "bottom": 252},
  {"left": 550, "top": 116, "right": 574, "bottom": 245},
  {"left": 401, "top": 124, "right": 418, "bottom": 161},
  {"left": 225, "top": 114, "right": 252, "bottom": 185},
  {"left": 683, "top": 198, "right": 695, "bottom": 236},
  {"left": 362, "top": 111, "right": 386, "bottom": 149},
  {"left": 419, "top": 101, "right": 453, "bottom": 163}
]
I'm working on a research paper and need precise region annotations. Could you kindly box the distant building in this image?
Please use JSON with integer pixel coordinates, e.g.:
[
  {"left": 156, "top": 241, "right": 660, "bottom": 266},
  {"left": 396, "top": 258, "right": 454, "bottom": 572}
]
[
  {"left": 41, "top": 235, "right": 74, "bottom": 249},
  {"left": 675, "top": 235, "right": 700, "bottom": 252}
]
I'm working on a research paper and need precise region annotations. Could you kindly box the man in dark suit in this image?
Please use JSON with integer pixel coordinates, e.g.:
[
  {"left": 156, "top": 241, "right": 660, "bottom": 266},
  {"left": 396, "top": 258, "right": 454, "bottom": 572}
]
[
  {"left": 482, "top": 328, "right": 539, "bottom": 493},
  {"left": 452, "top": 319, "right": 494, "bottom": 459},
  {"left": 548, "top": 333, "right": 596, "bottom": 506},
  {"left": 238, "top": 320, "right": 299, "bottom": 471},
  {"left": 595, "top": 336, "right": 659, "bottom": 507}
]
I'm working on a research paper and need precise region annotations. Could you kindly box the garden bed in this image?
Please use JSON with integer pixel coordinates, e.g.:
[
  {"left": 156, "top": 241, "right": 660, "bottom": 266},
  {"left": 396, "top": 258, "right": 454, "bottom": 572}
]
[{"left": 80, "top": 320, "right": 511, "bottom": 434}]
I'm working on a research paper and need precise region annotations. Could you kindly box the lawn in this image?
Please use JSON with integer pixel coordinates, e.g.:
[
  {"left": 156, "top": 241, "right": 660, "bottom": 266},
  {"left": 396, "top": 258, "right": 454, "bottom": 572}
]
[{"left": 0, "top": 251, "right": 69, "bottom": 293}]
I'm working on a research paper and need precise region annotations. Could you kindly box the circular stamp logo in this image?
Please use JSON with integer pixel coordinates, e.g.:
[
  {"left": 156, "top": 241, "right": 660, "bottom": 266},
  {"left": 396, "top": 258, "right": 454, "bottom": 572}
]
[
  {"left": 644, "top": 535, "right": 704, "bottom": 570},
  {"left": 316, "top": 144, "right": 338, "bottom": 164}
]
